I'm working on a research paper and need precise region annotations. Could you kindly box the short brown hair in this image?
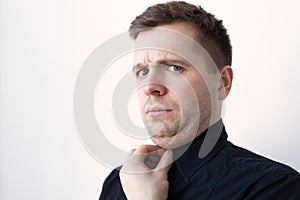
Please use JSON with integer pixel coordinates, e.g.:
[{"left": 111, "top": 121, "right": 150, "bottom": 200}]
[{"left": 129, "top": 1, "right": 232, "bottom": 69}]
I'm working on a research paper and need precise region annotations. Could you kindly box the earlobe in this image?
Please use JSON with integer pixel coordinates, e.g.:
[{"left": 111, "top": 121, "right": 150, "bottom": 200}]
[{"left": 218, "top": 65, "right": 233, "bottom": 100}]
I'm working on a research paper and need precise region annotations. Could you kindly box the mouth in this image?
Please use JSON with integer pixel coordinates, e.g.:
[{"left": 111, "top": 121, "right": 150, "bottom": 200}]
[{"left": 146, "top": 106, "right": 172, "bottom": 116}]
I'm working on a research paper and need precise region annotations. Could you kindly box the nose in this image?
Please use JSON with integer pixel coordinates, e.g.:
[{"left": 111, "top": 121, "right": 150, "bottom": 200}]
[
  {"left": 143, "top": 83, "right": 167, "bottom": 96},
  {"left": 141, "top": 65, "right": 167, "bottom": 96}
]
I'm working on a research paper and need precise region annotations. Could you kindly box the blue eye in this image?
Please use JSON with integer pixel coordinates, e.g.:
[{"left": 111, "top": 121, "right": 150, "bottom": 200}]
[
  {"left": 169, "top": 65, "right": 183, "bottom": 72},
  {"left": 137, "top": 69, "right": 149, "bottom": 77}
]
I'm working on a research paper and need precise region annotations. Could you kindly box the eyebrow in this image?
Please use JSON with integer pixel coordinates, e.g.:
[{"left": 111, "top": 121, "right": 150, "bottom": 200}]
[
  {"left": 132, "top": 63, "right": 148, "bottom": 72},
  {"left": 132, "top": 59, "right": 191, "bottom": 71}
]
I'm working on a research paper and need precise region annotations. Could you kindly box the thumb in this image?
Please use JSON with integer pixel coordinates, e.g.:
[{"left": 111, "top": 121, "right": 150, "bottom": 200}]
[{"left": 156, "top": 150, "right": 173, "bottom": 172}]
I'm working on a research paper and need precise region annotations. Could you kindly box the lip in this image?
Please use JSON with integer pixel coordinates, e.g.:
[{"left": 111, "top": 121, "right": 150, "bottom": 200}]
[{"left": 146, "top": 106, "right": 172, "bottom": 116}]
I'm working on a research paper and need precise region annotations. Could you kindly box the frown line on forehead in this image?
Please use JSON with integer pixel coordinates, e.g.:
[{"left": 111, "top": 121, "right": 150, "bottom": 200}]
[
  {"left": 133, "top": 51, "right": 192, "bottom": 67},
  {"left": 133, "top": 58, "right": 192, "bottom": 71}
]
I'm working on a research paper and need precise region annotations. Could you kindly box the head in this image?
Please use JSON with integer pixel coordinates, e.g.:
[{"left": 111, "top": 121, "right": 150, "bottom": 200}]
[{"left": 130, "top": 1, "right": 233, "bottom": 149}]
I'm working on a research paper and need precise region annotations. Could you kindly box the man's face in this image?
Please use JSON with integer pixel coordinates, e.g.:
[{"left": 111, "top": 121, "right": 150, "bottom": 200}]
[{"left": 133, "top": 22, "right": 220, "bottom": 149}]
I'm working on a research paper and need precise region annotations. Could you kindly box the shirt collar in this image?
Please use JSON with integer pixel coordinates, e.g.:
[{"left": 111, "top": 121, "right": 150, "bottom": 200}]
[{"left": 171, "top": 119, "right": 228, "bottom": 182}]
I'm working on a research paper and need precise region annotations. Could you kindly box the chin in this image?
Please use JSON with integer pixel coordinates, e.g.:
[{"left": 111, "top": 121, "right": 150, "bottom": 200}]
[{"left": 152, "top": 136, "right": 186, "bottom": 149}]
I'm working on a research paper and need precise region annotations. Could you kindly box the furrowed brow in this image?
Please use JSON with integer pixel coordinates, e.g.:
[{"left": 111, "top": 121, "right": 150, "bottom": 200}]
[
  {"left": 156, "top": 59, "right": 191, "bottom": 67},
  {"left": 132, "top": 63, "right": 148, "bottom": 72},
  {"left": 132, "top": 59, "right": 191, "bottom": 72}
]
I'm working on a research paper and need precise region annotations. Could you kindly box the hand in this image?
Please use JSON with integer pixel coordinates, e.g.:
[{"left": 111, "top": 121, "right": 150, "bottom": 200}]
[{"left": 120, "top": 145, "right": 173, "bottom": 200}]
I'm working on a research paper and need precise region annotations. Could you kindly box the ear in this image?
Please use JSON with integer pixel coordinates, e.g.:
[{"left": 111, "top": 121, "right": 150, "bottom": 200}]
[{"left": 218, "top": 65, "right": 233, "bottom": 100}]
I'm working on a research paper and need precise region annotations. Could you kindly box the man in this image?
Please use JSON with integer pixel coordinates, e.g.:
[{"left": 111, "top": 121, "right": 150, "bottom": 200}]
[{"left": 100, "top": 1, "right": 300, "bottom": 199}]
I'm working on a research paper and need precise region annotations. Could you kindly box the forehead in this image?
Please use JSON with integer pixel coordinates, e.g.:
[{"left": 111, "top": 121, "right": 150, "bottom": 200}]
[
  {"left": 133, "top": 50, "right": 184, "bottom": 64},
  {"left": 133, "top": 25, "right": 201, "bottom": 65},
  {"left": 133, "top": 26, "right": 213, "bottom": 72}
]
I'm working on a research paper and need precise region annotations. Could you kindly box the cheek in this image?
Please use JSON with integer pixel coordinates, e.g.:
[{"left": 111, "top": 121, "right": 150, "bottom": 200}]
[
  {"left": 188, "top": 78, "right": 212, "bottom": 106},
  {"left": 137, "top": 90, "right": 147, "bottom": 109}
]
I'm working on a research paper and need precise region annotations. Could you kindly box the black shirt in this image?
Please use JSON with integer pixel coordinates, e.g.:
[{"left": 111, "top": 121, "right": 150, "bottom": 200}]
[{"left": 99, "top": 120, "right": 300, "bottom": 199}]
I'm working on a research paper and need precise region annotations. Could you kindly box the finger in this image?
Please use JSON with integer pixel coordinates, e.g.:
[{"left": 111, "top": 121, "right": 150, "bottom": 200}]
[
  {"left": 147, "top": 153, "right": 161, "bottom": 163},
  {"left": 129, "top": 148, "right": 136, "bottom": 153},
  {"left": 156, "top": 148, "right": 166, "bottom": 157},
  {"left": 156, "top": 150, "right": 173, "bottom": 172},
  {"left": 144, "top": 153, "right": 161, "bottom": 169},
  {"left": 134, "top": 145, "right": 158, "bottom": 155},
  {"left": 127, "top": 145, "right": 156, "bottom": 165},
  {"left": 144, "top": 145, "right": 161, "bottom": 153},
  {"left": 144, "top": 159, "right": 157, "bottom": 169},
  {"left": 145, "top": 148, "right": 166, "bottom": 165}
]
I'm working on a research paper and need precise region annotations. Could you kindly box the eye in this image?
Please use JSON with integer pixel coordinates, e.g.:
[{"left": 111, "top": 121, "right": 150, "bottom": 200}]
[
  {"left": 136, "top": 68, "right": 149, "bottom": 78},
  {"left": 168, "top": 65, "right": 183, "bottom": 72}
]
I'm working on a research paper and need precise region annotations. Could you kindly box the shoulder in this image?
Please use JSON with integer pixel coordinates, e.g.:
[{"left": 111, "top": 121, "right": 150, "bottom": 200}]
[
  {"left": 99, "top": 167, "right": 126, "bottom": 200},
  {"left": 215, "top": 141, "right": 300, "bottom": 199},
  {"left": 103, "top": 167, "right": 121, "bottom": 185},
  {"left": 221, "top": 141, "right": 299, "bottom": 176}
]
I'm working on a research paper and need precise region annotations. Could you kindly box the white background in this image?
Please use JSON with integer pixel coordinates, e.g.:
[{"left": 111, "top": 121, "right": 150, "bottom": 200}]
[{"left": 1, "top": 0, "right": 300, "bottom": 199}]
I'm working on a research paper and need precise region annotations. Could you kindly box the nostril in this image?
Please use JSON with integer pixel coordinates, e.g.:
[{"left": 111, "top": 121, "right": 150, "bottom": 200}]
[
  {"left": 144, "top": 83, "right": 166, "bottom": 96},
  {"left": 151, "top": 89, "right": 161, "bottom": 96}
]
